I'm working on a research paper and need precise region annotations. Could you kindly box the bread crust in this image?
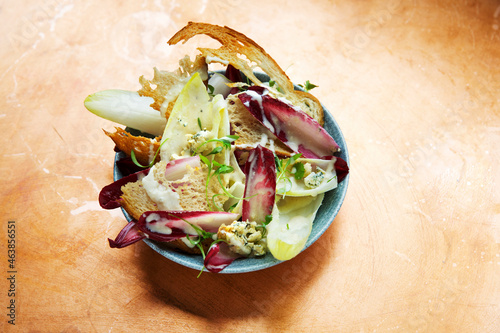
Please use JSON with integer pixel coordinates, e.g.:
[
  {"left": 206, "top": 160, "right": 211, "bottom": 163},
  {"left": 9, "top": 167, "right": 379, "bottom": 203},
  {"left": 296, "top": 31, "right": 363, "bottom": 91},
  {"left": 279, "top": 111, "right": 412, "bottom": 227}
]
[
  {"left": 105, "top": 127, "right": 161, "bottom": 166},
  {"left": 168, "top": 22, "right": 325, "bottom": 125},
  {"left": 137, "top": 54, "right": 208, "bottom": 118}
]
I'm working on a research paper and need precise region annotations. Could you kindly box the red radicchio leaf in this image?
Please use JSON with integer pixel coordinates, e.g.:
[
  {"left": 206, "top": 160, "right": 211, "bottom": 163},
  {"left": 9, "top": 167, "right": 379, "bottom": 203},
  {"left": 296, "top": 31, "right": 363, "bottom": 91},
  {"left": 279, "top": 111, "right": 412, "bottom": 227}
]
[
  {"left": 108, "top": 221, "right": 146, "bottom": 248},
  {"left": 334, "top": 157, "right": 349, "bottom": 183},
  {"left": 164, "top": 155, "right": 200, "bottom": 181},
  {"left": 137, "top": 211, "right": 239, "bottom": 242},
  {"left": 204, "top": 145, "right": 276, "bottom": 273},
  {"left": 225, "top": 64, "right": 242, "bottom": 83},
  {"left": 238, "top": 88, "right": 340, "bottom": 159},
  {"left": 242, "top": 145, "right": 276, "bottom": 223},
  {"left": 204, "top": 242, "right": 240, "bottom": 273},
  {"left": 322, "top": 155, "right": 349, "bottom": 183},
  {"left": 225, "top": 64, "right": 243, "bottom": 95},
  {"left": 99, "top": 168, "right": 150, "bottom": 209},
  {"left": 115, "top": 155, "right": 146, "bottom": 176}
]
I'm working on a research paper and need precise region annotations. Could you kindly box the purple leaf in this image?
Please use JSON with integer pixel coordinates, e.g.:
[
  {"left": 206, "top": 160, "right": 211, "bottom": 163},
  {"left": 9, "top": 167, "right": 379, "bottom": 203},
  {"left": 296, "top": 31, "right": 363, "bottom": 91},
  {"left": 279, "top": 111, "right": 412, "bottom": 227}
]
[
  {"left": 204, "top": 242, "right": 240, "bottom": 273},
  {"left": 115, "top": 155, "right": 146, "bottom": 176},
  {"left": 137, "top": 211, "right": 238, "bottom": 242},
  {"left": 242, "top": 145, "right": 276, "bottom": 223},
  {"left": 225, "top": 64, "right": 243, "bottom": 95},
  {"left": 204, "top": 146, "right": 276, "bottom": 273},
  {"left": 225, "top": 64, "right": 242, "bottom": 83},
  {"left": 334, "top": 157, "right": 349, "bottom": 183},
  {"left": 108, "top": 221, "right": 146, "bottom": 248},
  {"left": 99, "top": 168, "right": 150, "bottom": 209},
  {"left": 239, "top": 89, "right": 340, "bottom": 159},
  {"left": 322, "top": 155, "right": 349, "bottom": 183}
]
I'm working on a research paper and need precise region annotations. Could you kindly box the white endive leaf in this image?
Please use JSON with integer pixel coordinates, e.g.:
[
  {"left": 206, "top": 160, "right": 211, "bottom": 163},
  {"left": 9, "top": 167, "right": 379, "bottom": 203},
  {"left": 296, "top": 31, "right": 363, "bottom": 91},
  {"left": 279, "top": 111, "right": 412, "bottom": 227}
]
[
  {"left": 84, "top": 89, "right": 166, "bottom": 136},
  {"left": 267, "top": 194, "right": 324, "bottom": 261}
]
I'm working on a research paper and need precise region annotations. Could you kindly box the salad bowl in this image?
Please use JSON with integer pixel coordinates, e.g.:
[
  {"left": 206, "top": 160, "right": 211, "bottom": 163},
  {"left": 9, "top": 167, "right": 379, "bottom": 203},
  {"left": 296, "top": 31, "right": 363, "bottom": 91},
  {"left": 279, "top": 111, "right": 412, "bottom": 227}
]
[{"left": 113, "top": 73, "right": 350, "bottom": 273}]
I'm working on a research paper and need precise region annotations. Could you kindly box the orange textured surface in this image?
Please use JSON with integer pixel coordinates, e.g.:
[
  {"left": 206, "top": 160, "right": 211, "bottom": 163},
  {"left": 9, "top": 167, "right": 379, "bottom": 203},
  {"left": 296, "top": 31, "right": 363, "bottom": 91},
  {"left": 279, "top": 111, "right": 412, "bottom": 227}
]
[{"left": 1, "top": 0, "right": 499, "bottom": 332}]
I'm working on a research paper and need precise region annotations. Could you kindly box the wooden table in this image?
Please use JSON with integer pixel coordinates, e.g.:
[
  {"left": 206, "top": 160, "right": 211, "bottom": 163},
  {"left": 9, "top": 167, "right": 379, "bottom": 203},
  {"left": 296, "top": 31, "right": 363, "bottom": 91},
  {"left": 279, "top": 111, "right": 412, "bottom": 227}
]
[{"left": 1, "top": 0, "right": 499, "bottom": 331}]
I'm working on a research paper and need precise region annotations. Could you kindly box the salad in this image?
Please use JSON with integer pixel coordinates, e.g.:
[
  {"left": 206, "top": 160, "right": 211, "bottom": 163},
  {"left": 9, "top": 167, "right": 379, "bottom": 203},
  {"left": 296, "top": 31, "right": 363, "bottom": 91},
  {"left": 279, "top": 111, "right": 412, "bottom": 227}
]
[{"left": 84, "top": 22, "right": 349, "bottom": 274}]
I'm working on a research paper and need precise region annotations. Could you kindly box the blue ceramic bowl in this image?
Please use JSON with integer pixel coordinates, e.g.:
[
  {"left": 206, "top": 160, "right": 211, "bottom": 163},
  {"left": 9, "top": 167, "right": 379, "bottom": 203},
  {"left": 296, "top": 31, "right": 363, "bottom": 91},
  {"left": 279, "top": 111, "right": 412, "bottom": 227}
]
[{"left": 114, "top": 72, "right": 349, "bottom": 273}]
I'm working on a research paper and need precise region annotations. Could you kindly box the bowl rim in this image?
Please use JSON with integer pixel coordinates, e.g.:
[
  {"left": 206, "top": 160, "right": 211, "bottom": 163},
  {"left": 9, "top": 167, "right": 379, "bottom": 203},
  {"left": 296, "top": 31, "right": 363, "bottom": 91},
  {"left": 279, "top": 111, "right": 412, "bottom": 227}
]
[{"left": 113, "top": 71, "right": 349, "bottom": 274}]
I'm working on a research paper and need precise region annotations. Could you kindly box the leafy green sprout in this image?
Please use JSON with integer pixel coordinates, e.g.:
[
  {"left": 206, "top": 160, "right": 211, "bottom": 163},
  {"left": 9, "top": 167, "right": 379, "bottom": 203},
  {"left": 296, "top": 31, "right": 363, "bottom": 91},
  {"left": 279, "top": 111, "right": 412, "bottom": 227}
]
[
  {"left": 255, "top": 214, "right": 273, "bottom": 237},
  {"left": 207, "top": 84, "right": 215, "bottom": 98},
  {"left": 275, "top": 153, "right": 304, "bottom": 195},
  {"left": 292, "top": 162, "right": 305, "bottom": 180},
  {"left": 193, "top": 135, "right": 239, "bottom": 156},
  {"left": 268, "top": 79, "right": 284, "bottom": 93},
  {"left": 197, "top": 117, "right": 203, "bottom": 131},
  {"left": 327, "top": 175, "right": 337, "bottom": 183},
  {"left": 193, "top": 135, "right": 249, "bottom": 211},
  {"left": 298, "top": 80, "right": 318, "bottom": 92},
  {"left": 199, "top": 154, "right": 256, "bottom": 212}
]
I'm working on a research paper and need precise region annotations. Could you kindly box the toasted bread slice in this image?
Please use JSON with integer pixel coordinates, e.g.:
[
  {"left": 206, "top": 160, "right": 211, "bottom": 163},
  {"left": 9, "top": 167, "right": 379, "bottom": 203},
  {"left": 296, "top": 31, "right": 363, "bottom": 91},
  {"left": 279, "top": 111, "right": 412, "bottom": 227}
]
[
  {"left": 168, "top": 22, "right": 324, "bottom": 125},
  {"left": 120, "top": 160, "right": 229, "bottom": 254},
  {"left": 227, "top": 95, "right": 292, "bottom": 157}
]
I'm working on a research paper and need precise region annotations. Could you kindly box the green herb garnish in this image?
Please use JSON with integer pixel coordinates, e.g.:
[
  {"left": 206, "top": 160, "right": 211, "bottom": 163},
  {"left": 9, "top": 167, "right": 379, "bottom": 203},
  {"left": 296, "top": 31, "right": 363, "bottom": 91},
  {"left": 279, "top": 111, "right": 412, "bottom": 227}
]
[
  {"left": 255, "top": 214, "right": 273, "bottom": 237},
  {"left": 268, "top": 79, "right": 284, "bottom": 93},
  {"left": 130, "top": 138, "right": 169, "bottom": 168},
  {"left": 167, "top": 213, "right": 223, "bottom": 278},
  {"left": 193, "top": 135, "right": 239, "bottom": 155},
  {"left": 327, "top": 175, "right": 337, "bottom": 183},
  {"left": 207, "top": 84, "right": 215, "bottom": 97},
  {"left": 292, "top": 162, "right": 305, "bottom": 180},
  {"left": 275, "top": 153, "right": 302, "bottom": 195},
  {"left": 299, "top": 80, "right": 318, "bottom": 92}
]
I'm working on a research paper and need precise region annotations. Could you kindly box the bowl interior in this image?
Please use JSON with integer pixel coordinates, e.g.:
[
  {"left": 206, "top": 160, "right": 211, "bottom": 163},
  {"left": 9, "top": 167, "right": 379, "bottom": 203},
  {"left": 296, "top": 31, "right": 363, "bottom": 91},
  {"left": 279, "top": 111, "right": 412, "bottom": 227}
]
[{"left": 113, "top": 72, "right": 349, "bottom": 273}]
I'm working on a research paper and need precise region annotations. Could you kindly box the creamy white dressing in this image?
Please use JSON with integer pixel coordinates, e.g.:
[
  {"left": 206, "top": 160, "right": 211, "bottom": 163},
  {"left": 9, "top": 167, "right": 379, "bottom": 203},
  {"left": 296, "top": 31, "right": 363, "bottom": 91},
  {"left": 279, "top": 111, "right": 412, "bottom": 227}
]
[
  {"left": 268, "top": 138, "right": 275, "bottom": 152},
  {"left": 244, "top": 89, "right": 264, "bottom": 109},
  {"left": 277, "top": 96, "right": 302, "bottom": 112},
  {"left": 235, "top": 139, "right": 275, "bottom": 152},
  {"left": 137, "top": 172, "right": 147, "bottom": 182},
  {"left": 286, "top": 141, "right": 299, "bottom": 152},
  {"left": 180, "top": 236, "right": 197, "bottom": 248},
  {"left": 147, "top": 222, "right": 173, "bottom": 235},
  {"left": 262, "top": 116, "right": 275, "bottom": 133},
  {"left": 206, "top": 55, "right": 230, "bottom": 65},
  {"left": 142, "top": 164, "right": 182, "bottom": 211},
  {"left": 145, "top": 213, "right": 200, "bottom": 236},
  {"left": 148, "top": 143, "right": 155, "bottom": 164},
  {"left": 245, "top": 89, "right": 276, "bottom": 133},
  {"left": 145, "top": 213, "right": 161, "bottom": 223},
  {"left": 145, "top": 213, "right": 173, "bottom": 234},
  {"left": 259, "top": 133, "right": 268, "bottom": 146}
]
